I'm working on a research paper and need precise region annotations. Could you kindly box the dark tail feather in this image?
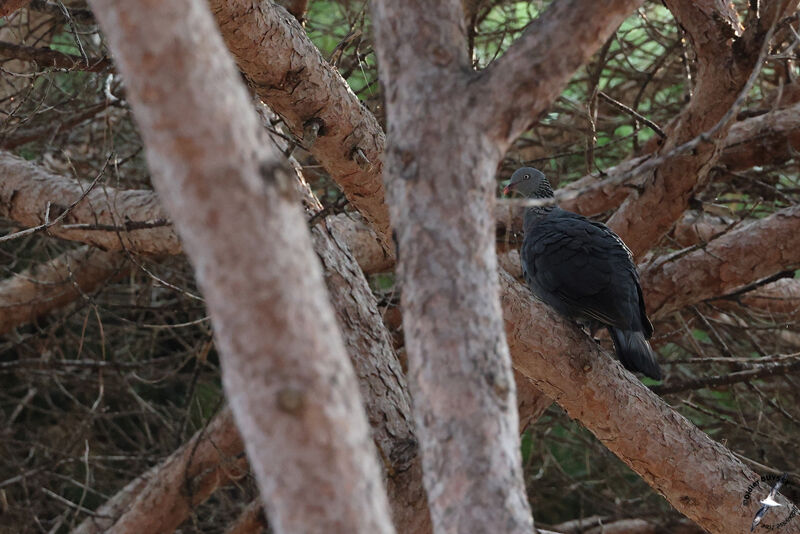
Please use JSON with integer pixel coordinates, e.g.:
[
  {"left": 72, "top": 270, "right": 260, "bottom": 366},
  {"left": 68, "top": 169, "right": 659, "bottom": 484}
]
[{"left": 609, "top": 327, "right": 662, "bottom": 380}]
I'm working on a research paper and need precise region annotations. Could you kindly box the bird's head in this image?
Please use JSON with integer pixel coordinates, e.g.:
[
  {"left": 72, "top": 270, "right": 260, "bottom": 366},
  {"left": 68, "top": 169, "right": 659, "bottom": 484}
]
[{"left": 503, "top": 167, "right": 553, "bottom": 199}]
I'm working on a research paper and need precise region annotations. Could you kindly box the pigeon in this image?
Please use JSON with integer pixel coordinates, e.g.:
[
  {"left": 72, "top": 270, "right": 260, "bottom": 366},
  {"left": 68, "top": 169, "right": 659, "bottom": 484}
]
[
  {"left": 751, "top": 473, "right": 788, "bottom": 531},
  {"left": 504, "top": 167, "right": 661, "bottom": 380}
]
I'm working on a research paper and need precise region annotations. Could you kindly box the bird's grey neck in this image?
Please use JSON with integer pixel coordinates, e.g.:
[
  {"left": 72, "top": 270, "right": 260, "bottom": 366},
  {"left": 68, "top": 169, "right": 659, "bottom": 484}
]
[{"left": 523, "top": 203, "right": 555, "bottom": 230}]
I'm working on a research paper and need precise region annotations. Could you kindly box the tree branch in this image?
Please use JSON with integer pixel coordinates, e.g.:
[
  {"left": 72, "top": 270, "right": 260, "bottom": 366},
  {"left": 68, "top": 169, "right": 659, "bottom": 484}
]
[
  {"left": 537, "top": 97, "right": 800, "bottom": 220},
  {"left": 479, "top": 0, "right": 644, "bottom": 145},
  {"left": 605, "top": 0, "right": 799, "bottom": 258},
  {"left": 720, "top": 100, "right": 800, "bottom": 170},
  {"left": 739, "top": 277, "right": 800, "bottom": 314},
  {"left": 224, "top": 500, "right": 267, "bottom": 534},
  {"left": 0, "top": 40, "right": 110, "bottom": 72},
  {"left": 208, "top": 0, "right": 394, "bottom": 258},
  {"left": 642, "top": 203, "right": 800, "bottom": 318},
  {"left": 500, "top": 268, "right": 800, "bottom": 534},
  {"left": 73, "top": 408, "right": 247, "bottom": 534},
  {"left": 0, "top": 246, "right": 127, "bottom": 335},
  {"left": 0, "top": 151, "right": 180, "bottom": 255},
  {"left": 652, "top": 357, "right": 800, "bottom": 394}
]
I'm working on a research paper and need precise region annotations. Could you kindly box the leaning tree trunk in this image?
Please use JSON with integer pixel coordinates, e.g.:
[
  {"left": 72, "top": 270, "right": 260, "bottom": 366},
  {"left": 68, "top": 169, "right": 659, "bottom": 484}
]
[{"left": 86, "top": 1, "right": 395, "bottom": 533}]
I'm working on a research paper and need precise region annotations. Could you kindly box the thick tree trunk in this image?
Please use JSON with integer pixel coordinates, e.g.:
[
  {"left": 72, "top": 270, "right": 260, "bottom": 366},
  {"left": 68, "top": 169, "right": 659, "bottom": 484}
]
[
  {"left": 86, "top": 1, "right": 395, "bottom": 533},
  {"left": 370, "top": 3, "right": 533, "bottom": 533}
]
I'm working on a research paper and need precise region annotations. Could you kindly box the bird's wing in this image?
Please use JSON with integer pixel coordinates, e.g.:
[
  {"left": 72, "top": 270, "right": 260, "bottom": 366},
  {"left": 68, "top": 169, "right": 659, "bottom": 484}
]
[
  {"left": 768, "top": 473, "right": 788, "bottom": 499},
  {"left": 523, "top": 211, "right": 641, "bottom": 328}
]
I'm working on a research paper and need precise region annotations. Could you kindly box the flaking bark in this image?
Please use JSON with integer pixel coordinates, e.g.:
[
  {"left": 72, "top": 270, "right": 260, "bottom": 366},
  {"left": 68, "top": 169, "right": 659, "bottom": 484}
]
[{"left": 642, "top": 203, "right": 800, "bottom": 318}]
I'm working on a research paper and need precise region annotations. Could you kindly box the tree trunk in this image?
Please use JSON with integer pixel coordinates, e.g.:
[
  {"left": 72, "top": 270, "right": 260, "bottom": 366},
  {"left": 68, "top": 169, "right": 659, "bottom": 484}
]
[
  {"left": 86, "top": 1, "right": 395, "bottom": 533},
  {"left": 371, "top": 2, "right": 534, "bottom": 533}
]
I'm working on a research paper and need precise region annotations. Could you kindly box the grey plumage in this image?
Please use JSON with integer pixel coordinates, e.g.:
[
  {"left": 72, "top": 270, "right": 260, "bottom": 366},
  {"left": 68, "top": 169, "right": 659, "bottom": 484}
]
[{"left": 505, "top": 167, "right": 661, "bottom": 380}]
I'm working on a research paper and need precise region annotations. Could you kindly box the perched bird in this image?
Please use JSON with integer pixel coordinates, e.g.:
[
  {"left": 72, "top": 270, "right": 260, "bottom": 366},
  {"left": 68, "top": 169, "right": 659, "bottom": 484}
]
[
  {"left": 504, "top": 167, "right": 661, "bottom": 380},
  {"left": 751, "top": 473, "right": 788, "bottom": 532}
]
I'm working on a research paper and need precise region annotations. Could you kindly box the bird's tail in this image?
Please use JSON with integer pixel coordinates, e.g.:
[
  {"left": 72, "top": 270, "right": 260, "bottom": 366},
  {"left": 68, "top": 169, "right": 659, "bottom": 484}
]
[{"left": 609, "top": 328, "right": 662, "bottom": 380}]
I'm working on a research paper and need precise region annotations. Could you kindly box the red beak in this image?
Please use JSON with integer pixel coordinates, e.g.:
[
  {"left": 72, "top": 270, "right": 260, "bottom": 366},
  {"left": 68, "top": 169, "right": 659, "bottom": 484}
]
[{"left": 503, "top": 185, "right": 511, "bottom": 196}]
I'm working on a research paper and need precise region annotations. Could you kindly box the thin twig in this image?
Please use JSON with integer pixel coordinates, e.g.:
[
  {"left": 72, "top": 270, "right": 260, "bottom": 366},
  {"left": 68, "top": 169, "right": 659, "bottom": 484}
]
[
  {"left": 598, "top": 91, "right": 666, "bottom": 139},
  {"left": 0, "top": 157, "right": 110, "bottom": 243}
]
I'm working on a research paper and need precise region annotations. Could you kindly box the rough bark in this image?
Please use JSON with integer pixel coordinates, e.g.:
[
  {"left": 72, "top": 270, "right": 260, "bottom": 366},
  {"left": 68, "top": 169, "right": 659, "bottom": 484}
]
[
  {"left": 720, "top": 100, "right": 800, "bottom": 170},
  {"left": 370, "top": 2, "right": 533, "bottom": 532},
  {"left": 303, "top": 184, "right": 431, "bottom": 534},
  {"left": 0, "top": 152, "right": 399, "bottom": 275},
  {"left": 63, "top": 118, "right": 425, "bottom": 534},
  {"left": 0, "top": 151, "right": 179, "bottom": 255},
  {"left": 0, "top": 246, "right": 126, "bottom": 334},
  {"left": 274, "top": 0, "right": 307, "bottom": 22},
  {"left": 739, "top": 277, "right": 800, "bottom": 315},
  {"left": 556, "top": 156, "right": 654, "bottom": 217},
  {"left": 73, "top": 408, "right": 247, "bottom": 534},
  {"left": 606, "top": 0, "right": 798, "bottom": 258},
  {"left": 515, "top": 370, "right": 553, "bottom": 431},
  {"left": 86, "top": 1, "right": 395, "bottom": 533},
  {"left": 208, "top": 0, "right": 394, "bottom": 258},
  {"left": 642, "top": 203, "right": 800, "bottom": 318},
  {"left": 328, "top": 213, "right": 394, "bottom": 273},
  {"left": 671, "top": 210, "right": 734, "bottom": 247},
  {"left": 500, "top": 268, "right": 800, "bottom": 534},
  {"left": 71, "top": 190, "right": 429, "bottom": 534}
]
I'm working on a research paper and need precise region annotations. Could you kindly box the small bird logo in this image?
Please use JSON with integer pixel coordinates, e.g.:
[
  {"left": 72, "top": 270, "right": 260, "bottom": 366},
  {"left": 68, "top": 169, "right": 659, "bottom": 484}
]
[{"left": 751, "top": 473, "right": 788, "bottom": 531}]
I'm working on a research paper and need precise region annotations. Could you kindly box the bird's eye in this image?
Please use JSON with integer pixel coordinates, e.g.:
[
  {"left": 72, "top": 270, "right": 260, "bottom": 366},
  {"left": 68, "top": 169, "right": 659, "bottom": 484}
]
[{"left": 523, "top": 174, "right": 530, "bottom": 180}]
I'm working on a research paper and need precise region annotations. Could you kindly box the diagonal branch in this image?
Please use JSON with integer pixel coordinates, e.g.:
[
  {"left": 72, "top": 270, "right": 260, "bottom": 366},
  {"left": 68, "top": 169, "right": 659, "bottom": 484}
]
[
  {"left": 500, "top": 268, "right": 800, "bottom": 534},
  {"left": 73, "top": 408, "right": 247, "bottom": 534},
  {"left": 478, "top": 0, "right": 644, "bottom": 146},
  {"left": 642, "top": 203, "right": 800, "bottom": 318},
  {"left": 208, "top": 0, "right": 394, "bottom": 258}
]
